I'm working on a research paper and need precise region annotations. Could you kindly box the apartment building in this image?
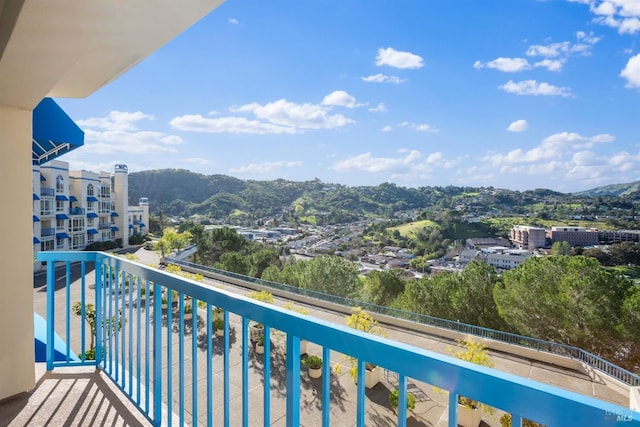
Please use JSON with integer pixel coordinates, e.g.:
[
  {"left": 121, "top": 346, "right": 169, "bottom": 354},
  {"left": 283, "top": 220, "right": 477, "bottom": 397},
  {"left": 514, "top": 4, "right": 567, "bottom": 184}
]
[
  {"left": 33, "top": 160, "right": 149, "bottom": 269},
  {"left": 459, "top": 248, "right": 532, "bottom": 270},
  {"left": 550, "top": 226, "right": 599, "bottom": 247},
  {"left": 510, "top": 225, "right": 547, "bottom": 250}
]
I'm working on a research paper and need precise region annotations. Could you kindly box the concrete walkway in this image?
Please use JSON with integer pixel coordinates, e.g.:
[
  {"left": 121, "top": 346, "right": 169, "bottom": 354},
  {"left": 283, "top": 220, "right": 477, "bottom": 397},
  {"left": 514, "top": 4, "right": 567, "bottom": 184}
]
[{"left": 6, "top": 247, "right": 629, "bottom": 427}]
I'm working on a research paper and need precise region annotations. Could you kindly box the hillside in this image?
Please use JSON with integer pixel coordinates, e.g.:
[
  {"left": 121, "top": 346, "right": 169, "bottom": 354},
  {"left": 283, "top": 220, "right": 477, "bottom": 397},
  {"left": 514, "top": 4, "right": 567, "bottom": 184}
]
[
  {"left": 128, "top": 169, "right": 640, "bottom": 228},
  {"left": 574, "top": 180, "right": 640, "bottom": 197}
]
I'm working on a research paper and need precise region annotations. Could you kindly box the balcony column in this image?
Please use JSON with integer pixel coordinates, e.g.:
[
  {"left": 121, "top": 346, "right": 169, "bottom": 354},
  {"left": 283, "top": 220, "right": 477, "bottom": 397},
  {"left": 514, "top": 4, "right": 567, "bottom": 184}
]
[{"left": 0, "top": 104, "right": 35, "bottom": 401}]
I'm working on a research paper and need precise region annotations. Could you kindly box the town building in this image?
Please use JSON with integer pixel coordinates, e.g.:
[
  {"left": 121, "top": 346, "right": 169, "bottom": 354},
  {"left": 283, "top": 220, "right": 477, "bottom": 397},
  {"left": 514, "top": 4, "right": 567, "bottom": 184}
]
[
  {"left": 459, "top": 248, "right": 532, "bottom": 270},
  {"left": 33, "top": 159, "right": 149, "bottom": 270},
  {"left": 510, "top": 225, "right": 547, "bottom": 250},
  {"left": 549, "top": 226, "right": 599, "bottom": 247}
]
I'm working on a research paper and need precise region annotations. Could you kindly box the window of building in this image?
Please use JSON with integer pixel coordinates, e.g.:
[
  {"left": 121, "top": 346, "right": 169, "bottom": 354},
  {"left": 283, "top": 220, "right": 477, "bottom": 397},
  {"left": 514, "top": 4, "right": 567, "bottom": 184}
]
[
  {"left": 56, "top": 175, "right": 64, "bottom": 193},
  {"left": 71, "top": 217, "right": 84, "bottom": 232},
  {"left": 56, "top": 200, "right": 65, "bottom": 212},
  {"left": 72, "top": 234, "right": 85, "bottom": 250},
  {"left": 56, "top": 219, "right": 65, "bottom": 231},
  {"left": 87, "top": 184, "right": 94, "bottom": 197},
  {"left": 111, "top": 201, "right": 116, "bottom": 211},
  {"left": 87, "top": 217, "right": 94, "bottom": 227},
  {"left": 100, "top": 201, "right": 111, "bottom": 213},
  {"left": 56, "top": 237, "right": 66, "bottom": 250},
  {"left": 40, "top": 200, "right": 54, "bottom": 216},
  {"left": 87, "top": 201, "right": 95, "bottom": 212},
  {"left": 40, "top": 240, "right": 54, "bottom": 252}
]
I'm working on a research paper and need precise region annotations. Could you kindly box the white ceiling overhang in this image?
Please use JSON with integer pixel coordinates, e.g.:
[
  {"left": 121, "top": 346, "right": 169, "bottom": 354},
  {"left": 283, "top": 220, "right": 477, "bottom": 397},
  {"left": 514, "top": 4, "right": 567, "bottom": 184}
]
[{"left": 0, "top": 0, "right": 225, "bottom": 110}]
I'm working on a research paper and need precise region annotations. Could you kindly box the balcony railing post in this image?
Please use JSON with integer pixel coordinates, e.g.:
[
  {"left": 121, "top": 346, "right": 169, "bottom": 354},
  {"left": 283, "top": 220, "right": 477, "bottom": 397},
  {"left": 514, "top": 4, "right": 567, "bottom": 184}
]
[
  {"left": 285, "top": 333, "right": 300, "bottom": 427},
  {"left": 448, "top": 391, "right": 458, "bottom": 427},
  {"left": 153, "top": 282, "right": 162, "bottom": 425},
  {"left": 46, "top": 259, "right": 55, "bottom": 371}
]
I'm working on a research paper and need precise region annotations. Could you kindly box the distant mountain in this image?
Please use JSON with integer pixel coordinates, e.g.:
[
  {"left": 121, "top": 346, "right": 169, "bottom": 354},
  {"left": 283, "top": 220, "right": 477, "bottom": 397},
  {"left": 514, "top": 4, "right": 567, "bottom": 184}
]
[
  {"left": 128, "top": 169, "right": 639, "bottom": 226},
  {"left": 573, "top": 181, "right": 640, "bottom": 197},
  {"left": 128, "top": 169, "right": 456, "bottom": 219}
]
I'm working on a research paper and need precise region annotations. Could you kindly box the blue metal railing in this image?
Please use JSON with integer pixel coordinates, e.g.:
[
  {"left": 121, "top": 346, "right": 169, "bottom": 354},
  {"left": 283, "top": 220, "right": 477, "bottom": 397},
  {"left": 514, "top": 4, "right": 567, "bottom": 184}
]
[
  {"left": 37, "top": 251, "right": 640, "bottom": 427},
  {"left": 40, "top": 187, "right": 55, "bottom": 197},
  {"left": 69, "top": 207, "right": 85, "bottom": 215},
  {"left": 41, "top": 227, "right": 56, "bottom": 237},
  {"left": 167, "top": 257, "right": 640, "bottom": 388}
]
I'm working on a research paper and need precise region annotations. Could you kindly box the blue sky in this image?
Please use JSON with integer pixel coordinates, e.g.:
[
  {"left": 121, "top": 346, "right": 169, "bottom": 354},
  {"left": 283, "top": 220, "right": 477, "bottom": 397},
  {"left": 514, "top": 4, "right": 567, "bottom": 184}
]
[{"left": 55, "top": 0, "right": 640, "bottom": 193}]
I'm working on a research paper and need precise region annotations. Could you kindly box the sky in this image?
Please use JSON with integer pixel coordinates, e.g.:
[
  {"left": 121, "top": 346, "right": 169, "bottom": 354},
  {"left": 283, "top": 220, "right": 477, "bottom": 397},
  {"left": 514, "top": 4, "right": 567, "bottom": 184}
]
[{"left": 55, "top": 0, "right": 640, "bottom": 193}]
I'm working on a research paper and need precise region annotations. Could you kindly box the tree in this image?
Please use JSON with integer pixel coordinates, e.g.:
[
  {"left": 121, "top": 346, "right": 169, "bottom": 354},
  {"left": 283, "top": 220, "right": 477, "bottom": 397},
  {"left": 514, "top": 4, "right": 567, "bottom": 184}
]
[
  {"left": 298, "top": 255, "right": 360, "bottom": 298},
  {"left": 360, "top": 270, "right": 406, "bottom": 306},
  {"left": 494, "top": 256, "right": 632, "bottom": 358},
  {"left": 214, "top": 252, "right": 251, "bottom": 275},
  {"left": 550, "top": 241, "right": 572, "bottom": 256}
]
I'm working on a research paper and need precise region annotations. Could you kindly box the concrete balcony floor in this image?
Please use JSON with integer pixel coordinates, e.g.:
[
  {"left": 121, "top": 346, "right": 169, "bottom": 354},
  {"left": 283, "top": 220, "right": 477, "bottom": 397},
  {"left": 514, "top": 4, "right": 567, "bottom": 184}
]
[{"left": 0, "top": 364, "right": 150, "bottom": 427}]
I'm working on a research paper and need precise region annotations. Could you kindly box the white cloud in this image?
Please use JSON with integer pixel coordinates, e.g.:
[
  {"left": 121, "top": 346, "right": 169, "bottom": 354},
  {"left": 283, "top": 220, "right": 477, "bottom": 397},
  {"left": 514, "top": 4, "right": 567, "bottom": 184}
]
[
  {"left": 577, "top": 1, "right": 640, "bottom": 34},
  {"left": 399, "top": 121, "right": 438, "bottom": 132},
  {"left": 375, "top": 47, "right": 424, "bottom": 69},
  {"left": 620, "top": 53, "right": 640, "bottom": 88},
  {"left": 507, "top": 119, "right": 528, "bottom": 132},
  {"left": 534, "top": 59, "right": 565, "bottom": 71},
  {"left": 230, "top": 160, "right": 303, "bottom": 174},
  {"left": 368, "top": 103, "right": 387, "bottom": 112},
  {"left": 484, "top": 131, "right": 614, "bottom": 166},
  {"left": 172, "top": 95, "right": 356, "bottom": 135},
  {"left": 232, "top": 98, "right": 354, "bottom": 129},
  {"left": 499, "top": 80, "right": 572, "bottom": 97},
  {"left": 361, "top": 73, "right": 406, "bottom": 83},
  {"left": 473, "top": 57, "right": 531, "bottom": 72},
  {"left": 333, "top": 150, "right": 422, "bottom": 173},
  {"left": 77, "top": 111, "right": 154, "bottom": 132},
  {"left": 228, "top": 18, "right": 239, "bottom": 24},
  {"left": 170, "top": 114, "right": 297, "bottom": 134},
  {"left": 76, "top": 111, "right": 183, "bottom": 155},
  {"left": 381, "top": 125, "right": 392, "bottom": 132},
  {"left": 322, "top": 90, "right": 359, "bottom": 108}
]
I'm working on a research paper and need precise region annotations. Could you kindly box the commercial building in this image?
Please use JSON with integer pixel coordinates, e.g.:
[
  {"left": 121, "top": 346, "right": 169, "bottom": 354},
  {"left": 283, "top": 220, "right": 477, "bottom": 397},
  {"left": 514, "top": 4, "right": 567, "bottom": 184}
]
[
  {"left": 550, "top": 226, "right": 599, "bottom": 247},
  {"left": 510, "top": 225, "right": 547, "bottom": 250}
]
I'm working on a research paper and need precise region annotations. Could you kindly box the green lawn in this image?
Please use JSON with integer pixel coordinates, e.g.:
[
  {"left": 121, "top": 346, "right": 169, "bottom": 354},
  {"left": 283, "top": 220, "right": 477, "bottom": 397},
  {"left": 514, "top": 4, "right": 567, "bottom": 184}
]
[{"left": 390, "top": 219, "right": 439, "bottom": 237}]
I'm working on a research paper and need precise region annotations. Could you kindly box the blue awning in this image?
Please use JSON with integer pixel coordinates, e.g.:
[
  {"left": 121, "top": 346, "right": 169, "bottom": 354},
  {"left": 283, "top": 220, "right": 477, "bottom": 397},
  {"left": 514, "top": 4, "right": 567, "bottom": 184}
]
[
  {"left": 33, "top": 215, "right": 40, "bottom": 222},
  {"left": 87, "top": 212, "right": 98, "bottom": 218},
  {"left": 33, "top": 237, "right": 40, "bottom": 244},
  {"left": 56, "top": 232, "right": 69, "bottom": 239},
  {"left": 111, "top": 212, "right": 119, "bottom": 217},
  {"left": 56, "top": 213, "right": 69, "bottom": 220},
  {"left": 87, "top": 229, "right": 98, "bottom": 235},
  {"left": 69, "top": 195, "right": 78, "bottom": 202},
  {"left": 139, "top": 223, "right": 146, "bottom": 227},
  {"left": 55, "top": 195, "right": 69, "bottom": 201},
  {"left": 32, "top": 98, "right": 84, "bottom": 165},
  {"left": 87, "top": 196, "right": 98, "bottom": 202},
  {"left": 33, "top": 193, "right": 40, "bottom": 201},
  {"left": 128, "top": 224, "right": 134, "bottom": 229},
  {"left": 40, "top": 174, "right": 46, "bottom": 182},
  {"left": 111, "top": 226, "right": 119, "bottom": 231}
]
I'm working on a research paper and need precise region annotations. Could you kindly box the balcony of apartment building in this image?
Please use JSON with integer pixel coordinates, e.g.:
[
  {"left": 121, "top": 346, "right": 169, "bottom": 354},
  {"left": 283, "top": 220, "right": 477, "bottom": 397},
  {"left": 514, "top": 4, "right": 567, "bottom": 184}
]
[{"left": 3, "top": 249, "right": 639, "bottom": 427}]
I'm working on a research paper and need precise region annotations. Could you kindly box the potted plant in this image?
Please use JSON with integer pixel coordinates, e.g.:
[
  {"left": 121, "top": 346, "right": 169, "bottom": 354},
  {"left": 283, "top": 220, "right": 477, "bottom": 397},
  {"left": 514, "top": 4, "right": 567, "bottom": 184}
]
[
  {"left": 500, "top": 413, "right": 544, "bottom": 427},
  {"left": 448, "top": 337, "right": 494, "bottom": 427},
  {"left": 255, "top": 335, "right": 265, "bottom": 354},
  {"left": 389, "top": 388, "right": 416, "bottom": 414},
  {"left": 161, "top": 295, "right": 169, "bottom": 310},
  {"left": 250, "top": 322, "right": 264, "bottom": 343},
  {"left": 182, "top": 302, "right": 193, "bottom": 320},
  {"left": 213, "top": 316, "right": 225, "bottom": 336},
  {"left": 303, "top": 355, "right": 323, "bottom": 379}
]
